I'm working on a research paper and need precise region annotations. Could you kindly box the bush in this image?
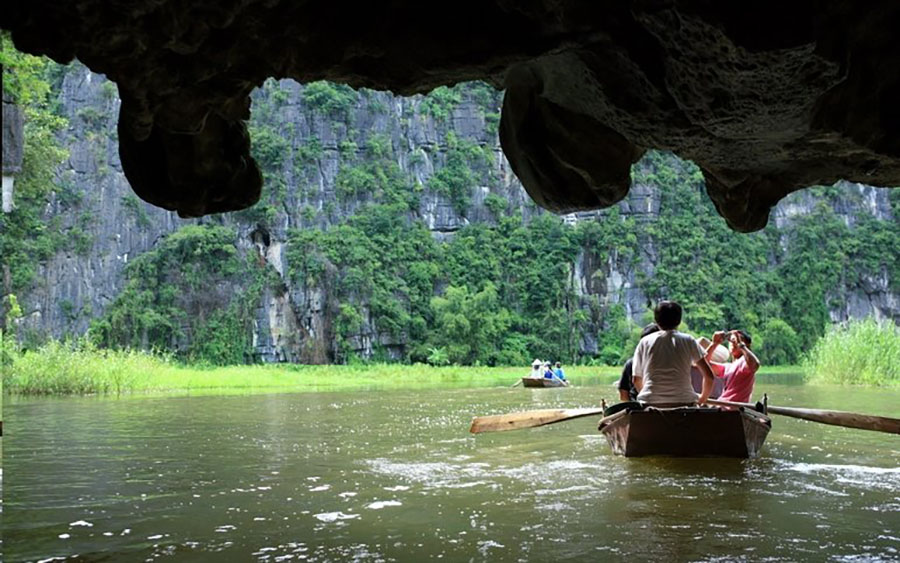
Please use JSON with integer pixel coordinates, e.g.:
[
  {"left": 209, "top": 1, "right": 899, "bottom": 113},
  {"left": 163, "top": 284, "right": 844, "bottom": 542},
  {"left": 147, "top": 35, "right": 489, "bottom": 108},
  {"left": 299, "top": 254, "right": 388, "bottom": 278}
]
[
  {"left": 802, "top": 318, "right": 899, "bottom": 385},
  {"left": 419, "top": 86, "right": 462, "bottom": 122},
  {"left": 598, "top": 345, "right": 624, "bottom": 366},
  {"left": 302, "top": 81, "right": 358, "bottom": 120},
  {"left": 756, "top": 318, "right": 800, "bottom": 365}
]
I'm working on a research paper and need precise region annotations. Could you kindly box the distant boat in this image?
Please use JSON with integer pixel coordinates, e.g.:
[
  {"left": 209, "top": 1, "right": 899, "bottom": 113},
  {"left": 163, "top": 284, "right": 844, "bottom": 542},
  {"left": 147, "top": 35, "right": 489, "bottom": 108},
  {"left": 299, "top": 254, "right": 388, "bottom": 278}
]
[
  {"left": 521, "top": 377, "right": 568, "bottom": 388},
  {"left": 598, "top": 405, "right": 771, "bottom": 458}
]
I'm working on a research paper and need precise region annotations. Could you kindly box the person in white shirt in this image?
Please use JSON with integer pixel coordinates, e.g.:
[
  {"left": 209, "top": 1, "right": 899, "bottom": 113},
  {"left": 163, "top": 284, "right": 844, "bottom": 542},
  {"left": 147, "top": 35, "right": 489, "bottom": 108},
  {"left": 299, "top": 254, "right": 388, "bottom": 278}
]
[
  {"left": 529, "top": 359, "right": 543, "bottom": 379},
  {"left": 632, "top": 301, "right": 715, "bottom": 406}
]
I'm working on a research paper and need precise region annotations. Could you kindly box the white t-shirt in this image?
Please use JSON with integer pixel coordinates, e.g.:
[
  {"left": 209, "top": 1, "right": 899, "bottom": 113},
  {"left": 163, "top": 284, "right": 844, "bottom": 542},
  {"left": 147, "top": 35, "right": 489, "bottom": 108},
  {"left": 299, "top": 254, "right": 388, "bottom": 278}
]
[{"left": 632, "top": 330, "right": 705, "bottom": 404}]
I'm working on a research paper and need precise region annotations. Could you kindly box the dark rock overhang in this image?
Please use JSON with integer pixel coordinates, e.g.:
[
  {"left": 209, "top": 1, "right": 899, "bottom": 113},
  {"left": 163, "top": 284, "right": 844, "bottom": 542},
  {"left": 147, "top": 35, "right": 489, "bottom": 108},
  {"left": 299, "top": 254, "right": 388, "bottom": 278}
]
[{"left": 2, "top": 1, "right": 898, "bottom": 231}]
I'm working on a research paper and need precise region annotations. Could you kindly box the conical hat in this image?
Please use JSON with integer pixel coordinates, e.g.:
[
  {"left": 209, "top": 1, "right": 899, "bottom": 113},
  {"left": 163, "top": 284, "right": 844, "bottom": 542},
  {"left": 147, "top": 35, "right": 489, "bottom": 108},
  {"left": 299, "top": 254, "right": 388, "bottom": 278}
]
[{"left": 697, "top": 337, "right": 730, "bottom": 363}]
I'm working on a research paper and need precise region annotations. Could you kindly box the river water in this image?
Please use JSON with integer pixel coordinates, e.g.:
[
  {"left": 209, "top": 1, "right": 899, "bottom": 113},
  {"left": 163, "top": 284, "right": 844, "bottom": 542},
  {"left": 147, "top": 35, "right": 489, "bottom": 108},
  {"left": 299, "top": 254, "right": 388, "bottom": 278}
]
[{"left": 3, "top": 383, "right": 899, "bottom": 562}]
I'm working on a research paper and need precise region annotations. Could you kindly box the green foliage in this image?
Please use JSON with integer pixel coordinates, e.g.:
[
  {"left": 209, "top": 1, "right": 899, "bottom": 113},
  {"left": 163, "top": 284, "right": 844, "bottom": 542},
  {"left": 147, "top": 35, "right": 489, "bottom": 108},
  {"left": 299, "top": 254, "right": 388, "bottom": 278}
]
[
  {"left": 189, "top": 303, "right": 254, "bottom": 366},
  {"left": 1, "top": 33, "right": 53, "bottom": 104},
  {"left": 483, "top": 193, "right": 507, "bottom": 219},
  {"left": 461, "top": 81, "right": 501, "bottom": 109},
  {"left": 6, "top": 61, "right": 896, "bottom": 375},
  {"left": 333, "top": 133, "right": 417, "bottom": 208},
  {"left": 426, "top": 346, "right": 450, "bottom": 366},
  {"left": 76, "top": 106, "right": 106, "bottom": 129},
  {"left": 287, "top": 203, "right": 440, "bottom": 361},
  {"left": 2, "top": 336, "right": 172, "bottom": 394},
  {"left": 101, "top": 80, "right": 118, "bottom": 100},
  {"left": 295, "top": 137, "right": 323, "bottom": 164},
  {"left": 302, "top": 81, "right": 358, "bottom": 120},
  {"left": 419, "top": 86, "right": 462, "bottom": 122},
  {"left": 484, "top": 113, "right": 500, "bottom": 136},
  {"left": 625, "top": 154, "right": 899, "bottom": 364},
  {"left": 3, "top": 348, "right": 621, "bottom": 396},
  {"left": 636, "top": 152, "right": 768, "bottom": 337},
  {"left": 249, "top": 123, "right": 290, "bottom": 170},
  {"left": 757, "top": 318, "right": 801, "bottom": 365},
  {"left": 91, "top": 225, "right": 260, "bottom": 364},
  {"left": 0, "top": 37, "right": 70, "bottom": 296},
  {"left": 122, "top": 193, "right": 152, "bottom": 227},
  {"left": 803, "top": 318, "right": 899, "bottom": 385},
  {"left": 429, "top": 283, "right": 512, "bottom": 365},
  {"left": 428, "top": 132, "right": 488, "bottom": 214},
  {"left": 339, "top": 140, "right": 358, "bottom": 159}
]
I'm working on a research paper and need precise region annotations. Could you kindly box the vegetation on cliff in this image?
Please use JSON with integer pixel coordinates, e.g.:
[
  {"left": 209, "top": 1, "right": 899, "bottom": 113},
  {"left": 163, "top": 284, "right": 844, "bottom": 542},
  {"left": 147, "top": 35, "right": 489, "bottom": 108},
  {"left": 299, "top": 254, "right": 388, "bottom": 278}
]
[
  {"left": 0, "top": 33, "right": 70, "bottom": 315},
  {"left": 2, "top": 50, "right": 897, "bottom": 373}
]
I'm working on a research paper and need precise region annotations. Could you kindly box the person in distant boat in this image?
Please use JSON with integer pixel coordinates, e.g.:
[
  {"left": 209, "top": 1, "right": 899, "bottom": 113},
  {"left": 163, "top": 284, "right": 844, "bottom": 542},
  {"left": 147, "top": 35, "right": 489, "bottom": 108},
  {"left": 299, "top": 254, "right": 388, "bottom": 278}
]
[
  {"left": 542, "top": 362, "right": 555, "bottom": 379},
  {"left": 544, "top": 361, "right": 567, "bottom": 386},
  {"left": 704, "top": 330, "right": 760, "bottom": 404},
  {"left": 618, "top": 323, "right": 660, "bottom": 402},
  {"left": 529, "top": 359, "right": 543, "bottom": 379},
  {"left": 632, "top": 301, "right": 715, "bottom": 406},
  {"left": 553, "top": 362, "right": 567, "bottom": 383}
]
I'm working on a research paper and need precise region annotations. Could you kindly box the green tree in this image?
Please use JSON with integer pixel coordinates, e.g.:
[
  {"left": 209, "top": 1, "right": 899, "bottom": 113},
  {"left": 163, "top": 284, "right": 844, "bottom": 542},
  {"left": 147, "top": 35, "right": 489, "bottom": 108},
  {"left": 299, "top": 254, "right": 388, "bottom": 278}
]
[
  {"left": 429, "top": 283, "right": 512, "bottom": 365},
  {"left": 756, "top": 318, "right": 801, "bottom": 365}
]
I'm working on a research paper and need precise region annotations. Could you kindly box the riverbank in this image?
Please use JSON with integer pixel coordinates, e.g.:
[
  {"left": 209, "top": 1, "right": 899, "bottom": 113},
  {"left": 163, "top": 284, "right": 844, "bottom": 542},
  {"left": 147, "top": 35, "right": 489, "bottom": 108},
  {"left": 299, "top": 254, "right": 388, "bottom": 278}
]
[
  {"left": 3, "top": 341, "right": 806, "bottom": 396},
  {"left": 2, "top": 349, "right": 619, "bottom": 395}
]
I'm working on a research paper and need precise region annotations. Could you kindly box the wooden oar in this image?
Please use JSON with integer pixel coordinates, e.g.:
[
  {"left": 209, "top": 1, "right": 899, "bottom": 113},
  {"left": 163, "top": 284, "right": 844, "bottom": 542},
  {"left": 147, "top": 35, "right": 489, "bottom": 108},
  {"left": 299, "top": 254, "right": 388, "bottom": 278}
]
[
  {"left": 470, "top": 407, "right": 605, "bottom": 434},
  {"left": 709, "top": 399, "right": 900, "bottom": 435},
  {"left": 510, "top": 379, "right": 523, "bottom": 388}
]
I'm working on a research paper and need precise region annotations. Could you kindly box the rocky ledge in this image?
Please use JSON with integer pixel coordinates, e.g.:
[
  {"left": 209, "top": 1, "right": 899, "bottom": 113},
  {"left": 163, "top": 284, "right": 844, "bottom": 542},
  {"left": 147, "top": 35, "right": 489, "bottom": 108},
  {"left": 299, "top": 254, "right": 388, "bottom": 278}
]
[{"left": 2, "top": 1, "right": 898, "bottom": 230}]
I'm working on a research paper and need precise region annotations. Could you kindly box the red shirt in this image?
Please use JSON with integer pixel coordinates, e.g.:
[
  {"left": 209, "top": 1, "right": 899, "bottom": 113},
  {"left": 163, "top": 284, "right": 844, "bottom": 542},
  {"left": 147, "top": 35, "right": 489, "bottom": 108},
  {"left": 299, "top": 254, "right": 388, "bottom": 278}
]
[{"left": 712, "top": 356, "right": 757, "bottom": 403}]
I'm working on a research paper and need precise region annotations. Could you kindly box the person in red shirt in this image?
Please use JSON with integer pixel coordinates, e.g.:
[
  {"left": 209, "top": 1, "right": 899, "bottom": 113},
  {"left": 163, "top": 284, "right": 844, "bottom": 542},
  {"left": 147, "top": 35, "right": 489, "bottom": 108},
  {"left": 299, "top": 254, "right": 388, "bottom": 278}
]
[{"left": 703, "top": 330, "right": 760, "bottom": 404}]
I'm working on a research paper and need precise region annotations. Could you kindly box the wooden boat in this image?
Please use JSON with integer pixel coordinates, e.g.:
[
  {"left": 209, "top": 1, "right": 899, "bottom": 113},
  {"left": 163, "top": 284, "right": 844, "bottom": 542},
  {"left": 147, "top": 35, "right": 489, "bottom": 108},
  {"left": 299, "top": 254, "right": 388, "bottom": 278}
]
[
  {"left": 598, "top": 405, "right": 771, "bottom": 458},
  {"left": 521, "top": 377, "right": 568, "bottom": 388}
]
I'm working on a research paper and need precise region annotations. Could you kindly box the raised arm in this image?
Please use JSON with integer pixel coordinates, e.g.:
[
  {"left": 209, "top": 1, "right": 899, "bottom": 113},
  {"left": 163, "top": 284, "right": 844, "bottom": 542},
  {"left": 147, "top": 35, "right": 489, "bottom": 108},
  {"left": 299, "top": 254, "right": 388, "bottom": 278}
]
[
  {"left": 705, "top": 331, "right": 727, "bottom": 363},
  {"left": 735, "top": 333, "right": 760, "bottom": 372}
]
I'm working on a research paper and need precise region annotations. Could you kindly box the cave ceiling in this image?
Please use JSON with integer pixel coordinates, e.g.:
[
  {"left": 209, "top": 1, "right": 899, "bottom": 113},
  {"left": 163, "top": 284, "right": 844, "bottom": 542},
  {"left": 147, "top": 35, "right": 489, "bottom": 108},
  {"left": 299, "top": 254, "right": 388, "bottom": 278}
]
[{"left": 2, "top": 1, "right": 899, "bottom": 232}]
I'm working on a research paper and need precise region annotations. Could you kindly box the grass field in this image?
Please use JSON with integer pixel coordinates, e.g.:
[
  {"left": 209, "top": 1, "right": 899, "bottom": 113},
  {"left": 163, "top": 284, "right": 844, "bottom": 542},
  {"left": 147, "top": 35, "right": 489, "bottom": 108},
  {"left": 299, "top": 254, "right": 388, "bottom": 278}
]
[{"left": 2, "top": 339, "right": 808, "bottom": 396}]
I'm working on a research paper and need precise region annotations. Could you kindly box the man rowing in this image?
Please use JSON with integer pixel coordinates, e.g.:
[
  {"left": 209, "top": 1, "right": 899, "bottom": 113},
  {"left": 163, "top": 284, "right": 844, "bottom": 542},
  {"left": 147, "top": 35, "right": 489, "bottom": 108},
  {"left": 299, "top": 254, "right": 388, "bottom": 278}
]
[{"left": 632, "top": 301, "right": 716, "bottom": 406}]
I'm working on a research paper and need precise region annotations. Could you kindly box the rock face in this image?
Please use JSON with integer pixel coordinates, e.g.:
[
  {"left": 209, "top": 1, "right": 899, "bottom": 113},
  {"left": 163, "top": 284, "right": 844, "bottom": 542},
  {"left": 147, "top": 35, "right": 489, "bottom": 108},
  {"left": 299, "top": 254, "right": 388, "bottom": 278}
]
[
  {"left": 13, "top": 66, "right": 897, "bottom": 362},
  {"left": 2, "top": 2, "right": 898, "bottom": 230}
]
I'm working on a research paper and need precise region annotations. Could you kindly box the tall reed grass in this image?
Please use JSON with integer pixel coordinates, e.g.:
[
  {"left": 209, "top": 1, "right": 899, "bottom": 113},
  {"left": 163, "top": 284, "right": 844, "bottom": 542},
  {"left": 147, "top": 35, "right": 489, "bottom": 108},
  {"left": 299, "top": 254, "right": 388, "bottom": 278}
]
[
  {"left": 2, "top": 336, "right": 175, "bottom": 394},
  {"left": 2, "top": 335, "right": 622, "bottom": 395},
  {"left": 2, "top": 333, "right": 802, "bottom": 396},
  {"left": 802, "top": 318, "right": 899, "bottom": 386}
]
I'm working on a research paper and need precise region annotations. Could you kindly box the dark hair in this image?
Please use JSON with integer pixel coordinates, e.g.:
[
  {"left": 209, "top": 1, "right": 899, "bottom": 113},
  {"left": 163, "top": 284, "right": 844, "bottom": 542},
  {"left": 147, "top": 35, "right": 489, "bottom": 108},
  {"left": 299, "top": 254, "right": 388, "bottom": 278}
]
[
  {"left": 735, "top": 329, "right": 752, "bottom": 346},
  {"left": 653, "top": 301, "right": 682, "bottom": 330},
  {"left": 555, "top": 362, "right": 561, "bottom": 367},
  {"left": 640, "top": 323, "right": 660, "bottom": 339}
]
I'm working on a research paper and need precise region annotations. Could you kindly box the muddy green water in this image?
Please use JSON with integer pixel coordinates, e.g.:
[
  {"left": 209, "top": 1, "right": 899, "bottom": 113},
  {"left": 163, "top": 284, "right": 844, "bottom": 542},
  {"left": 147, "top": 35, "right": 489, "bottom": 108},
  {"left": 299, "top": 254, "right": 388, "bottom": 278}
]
[{"left": 3, "top": 383, "right": 899, "bottom": 562}]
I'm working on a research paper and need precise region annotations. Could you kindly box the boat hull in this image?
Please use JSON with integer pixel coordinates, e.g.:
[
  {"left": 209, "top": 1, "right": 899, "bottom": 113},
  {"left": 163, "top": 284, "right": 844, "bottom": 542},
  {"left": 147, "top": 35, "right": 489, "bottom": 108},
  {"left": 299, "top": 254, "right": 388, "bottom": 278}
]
[
  {"left": 598, "top": 406, "right": 771, "bottom": 458},
  {"left": 521, "top": 377, "right": 567, "bottom": 388}
]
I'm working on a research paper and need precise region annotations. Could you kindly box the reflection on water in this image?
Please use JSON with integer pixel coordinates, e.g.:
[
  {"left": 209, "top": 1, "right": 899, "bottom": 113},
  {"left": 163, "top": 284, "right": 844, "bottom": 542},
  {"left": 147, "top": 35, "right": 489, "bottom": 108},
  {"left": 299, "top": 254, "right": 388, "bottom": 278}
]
[{"left": 3, "top": 383, "right": 899, "bottom": 562}]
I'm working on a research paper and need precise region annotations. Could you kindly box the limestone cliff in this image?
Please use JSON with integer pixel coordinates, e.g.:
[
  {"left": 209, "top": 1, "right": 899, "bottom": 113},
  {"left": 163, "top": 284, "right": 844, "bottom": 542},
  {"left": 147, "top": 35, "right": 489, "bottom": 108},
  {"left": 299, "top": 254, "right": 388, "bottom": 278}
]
[{"left": 11, "top": 64, "right": 897, "bottom": 362}]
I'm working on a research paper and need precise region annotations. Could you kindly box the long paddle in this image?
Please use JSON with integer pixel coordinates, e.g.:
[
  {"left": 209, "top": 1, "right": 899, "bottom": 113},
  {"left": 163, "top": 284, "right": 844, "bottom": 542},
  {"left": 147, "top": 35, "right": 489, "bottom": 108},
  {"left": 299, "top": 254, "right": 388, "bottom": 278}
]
[
  {"left": 470, "top": 400, "right": 900, "bottom": 435},
  {"left": 709, "top": 399, "right": 900, "bottom": 435},
  {"left": 469, "top": 407, "right": 606, "bottom": 434}
]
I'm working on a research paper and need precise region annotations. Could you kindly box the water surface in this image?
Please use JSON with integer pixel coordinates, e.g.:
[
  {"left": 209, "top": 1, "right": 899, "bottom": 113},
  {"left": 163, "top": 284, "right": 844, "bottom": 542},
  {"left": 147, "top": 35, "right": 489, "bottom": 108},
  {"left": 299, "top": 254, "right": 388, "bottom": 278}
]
[{"left": 4, "top": 383, "right": 899, "bottom": 561}]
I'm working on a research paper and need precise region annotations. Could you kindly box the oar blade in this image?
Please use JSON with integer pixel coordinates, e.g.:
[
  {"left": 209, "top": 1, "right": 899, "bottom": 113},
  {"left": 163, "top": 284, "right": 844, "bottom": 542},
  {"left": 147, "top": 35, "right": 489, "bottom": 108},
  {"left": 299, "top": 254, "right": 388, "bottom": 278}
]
[
  {"left": 469, "top": 408, "right": 605, "bottom": 434},
  {"left": 766, "top": 406, "right": 900, "bottom": 435},
  {"left": 709, "top": 399, "right": 900, "bottom": 435}
]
